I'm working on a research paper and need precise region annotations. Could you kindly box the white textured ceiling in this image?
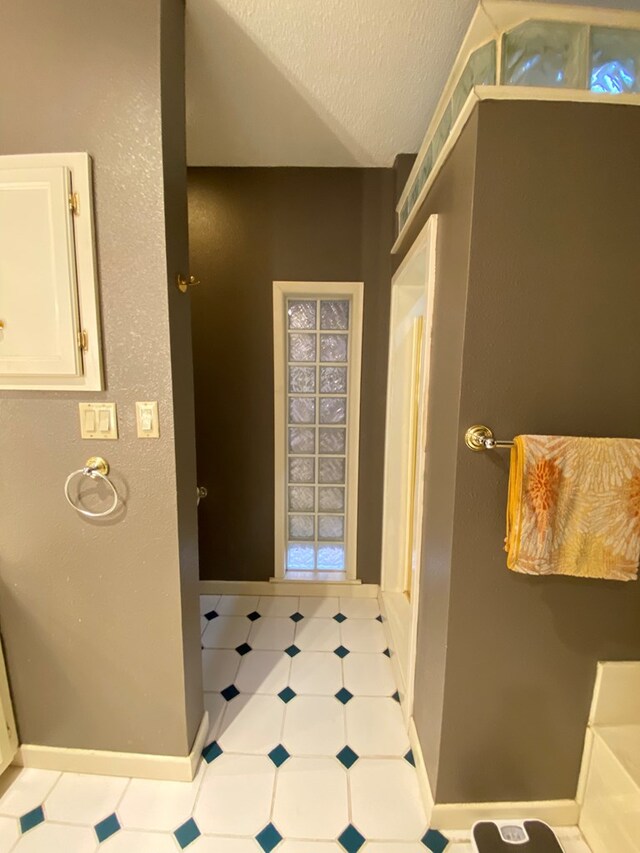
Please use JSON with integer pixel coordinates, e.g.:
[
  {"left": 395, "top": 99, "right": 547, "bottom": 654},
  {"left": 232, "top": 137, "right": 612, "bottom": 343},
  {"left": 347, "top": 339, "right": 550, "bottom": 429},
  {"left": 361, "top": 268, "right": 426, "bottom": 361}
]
[{"left": 185, "top": 0, "right": 640, "bottom": 167}]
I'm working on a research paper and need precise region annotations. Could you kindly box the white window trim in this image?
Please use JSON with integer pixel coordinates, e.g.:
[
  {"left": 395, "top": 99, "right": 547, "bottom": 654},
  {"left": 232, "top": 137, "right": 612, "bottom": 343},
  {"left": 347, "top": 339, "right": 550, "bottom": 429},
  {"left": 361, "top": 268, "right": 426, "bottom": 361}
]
[{"left": 272, "top": 281, "right": 364, "bottom": 582}]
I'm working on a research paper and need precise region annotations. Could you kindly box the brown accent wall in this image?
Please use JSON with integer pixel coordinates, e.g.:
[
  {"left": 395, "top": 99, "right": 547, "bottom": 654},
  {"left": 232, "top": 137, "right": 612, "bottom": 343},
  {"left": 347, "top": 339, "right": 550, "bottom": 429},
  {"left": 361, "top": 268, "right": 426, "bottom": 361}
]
[
  {"left": 0, "top": 0, "right": 202, "bottom": 755},
  {"left": 405, "top": 100, "right": 640, "bottom": 803},
  {"left": 188, "top": 168, "right": 395, "bottom": 583}
]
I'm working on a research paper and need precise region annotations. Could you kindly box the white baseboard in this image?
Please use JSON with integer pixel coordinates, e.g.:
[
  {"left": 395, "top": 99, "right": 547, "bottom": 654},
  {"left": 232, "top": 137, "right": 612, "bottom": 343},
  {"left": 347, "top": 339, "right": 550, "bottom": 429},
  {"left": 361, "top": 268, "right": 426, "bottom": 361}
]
[
  {"left": 431, "top": 798, "right": 580, "bottom": 831},
  {"left": 408, "top": 715, "right": 579, "bottom": 831},
  {"left": 199, "top": 580, "right": 379, "bottom": 598},
  {"left": 408, "top": 716, "right": 435, "bottom": 824},
  {"left": 14, "top": 712, "right": 209, "bottom": 782}
]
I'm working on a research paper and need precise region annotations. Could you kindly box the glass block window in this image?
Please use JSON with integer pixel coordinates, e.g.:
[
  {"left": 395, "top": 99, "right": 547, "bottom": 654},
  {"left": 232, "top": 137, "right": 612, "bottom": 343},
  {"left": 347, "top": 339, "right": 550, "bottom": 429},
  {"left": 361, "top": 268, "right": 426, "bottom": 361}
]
[
  {"left": 502, "top": 21, "right": 587, "bottom": 89},
  {"left": 590, "top": 27, "right": 640, "bottom": 94},
  {"left": 274, "top": 284, "right": 363, "bottom": 578}
]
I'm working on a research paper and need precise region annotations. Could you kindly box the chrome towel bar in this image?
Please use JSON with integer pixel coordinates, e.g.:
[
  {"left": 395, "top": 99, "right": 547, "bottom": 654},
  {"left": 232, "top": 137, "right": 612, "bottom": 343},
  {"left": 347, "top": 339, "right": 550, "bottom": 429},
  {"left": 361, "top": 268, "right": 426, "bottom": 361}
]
[{"left": 465, "top": 424, "right": 515, "bottom": 452}]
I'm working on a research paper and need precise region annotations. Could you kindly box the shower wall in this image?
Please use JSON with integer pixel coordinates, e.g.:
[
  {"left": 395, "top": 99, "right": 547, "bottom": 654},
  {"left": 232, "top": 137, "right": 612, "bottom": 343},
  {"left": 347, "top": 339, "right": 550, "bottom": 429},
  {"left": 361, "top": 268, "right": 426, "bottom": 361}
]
[{"left": 188, "top": 168, "right": 395, "bottom": 583}]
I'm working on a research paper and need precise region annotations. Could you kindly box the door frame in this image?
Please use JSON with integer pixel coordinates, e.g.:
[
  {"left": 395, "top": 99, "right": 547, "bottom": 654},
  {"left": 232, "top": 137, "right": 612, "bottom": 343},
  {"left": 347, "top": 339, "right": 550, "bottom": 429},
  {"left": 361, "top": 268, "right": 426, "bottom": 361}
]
[{"left": 380, "top": 214, "right": 438, "bottom": 720}]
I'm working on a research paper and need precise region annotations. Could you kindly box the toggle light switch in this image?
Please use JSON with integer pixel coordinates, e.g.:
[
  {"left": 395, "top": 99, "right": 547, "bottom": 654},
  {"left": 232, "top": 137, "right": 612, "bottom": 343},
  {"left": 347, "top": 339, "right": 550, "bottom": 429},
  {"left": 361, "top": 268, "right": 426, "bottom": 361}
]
[
  {"left": 78, "top": 403, "right": 118, "bottom": 439},
  {"left": 136, "top": 401, "right": 159, "bottom": 438}
]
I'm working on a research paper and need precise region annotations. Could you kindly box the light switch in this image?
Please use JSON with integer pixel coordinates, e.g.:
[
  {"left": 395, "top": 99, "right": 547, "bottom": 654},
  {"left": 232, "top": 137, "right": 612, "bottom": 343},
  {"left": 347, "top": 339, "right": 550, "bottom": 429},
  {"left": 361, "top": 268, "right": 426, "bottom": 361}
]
[
  {"left": 136, "top": 401, "right": 159, "bottom": 438},
  {"left": 78, "top": 402, "right": 118, "bottom": 439}
]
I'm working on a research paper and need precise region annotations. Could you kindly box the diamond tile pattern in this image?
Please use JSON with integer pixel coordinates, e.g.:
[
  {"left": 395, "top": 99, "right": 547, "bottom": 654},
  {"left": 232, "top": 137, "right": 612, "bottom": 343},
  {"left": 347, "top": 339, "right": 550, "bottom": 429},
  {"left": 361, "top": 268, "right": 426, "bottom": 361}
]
[
  {"left": 221, "top": 684, "right": 240, "bottom": 701},
  {"left": 0, "top": 596, "right": 586, "bottom": 850},
  {"left": 278, "top": 686, "right": 297, "bottom": 703},
  {"left": 94, "top": 813, "right": 120, "bottom": 842},
  {"left": 422, "top": 828, "right": 450, "bottom": 852},
  {"left": 256, "top": 823, "right": 284, "bottom": 852},
  {"left": 335, "top": 687, "right": 354, "bottom": 704},
  {"left": 268, "top": 744, "right": 291, "bottom": 767},
  {"left": 202, "top": 741, "right": 223, "bottom": 763},
  {"left": 338, "top": 824, "right": 366, "bottom": 852},
  {"left": 336, "top": 746, "right": 359, "bottom": 768},
  {"left": 19, "top": 806, "right": 44, "bottom": 834},
  {"left": 174, "top": 817, "right": 200, "bottom": 849}
]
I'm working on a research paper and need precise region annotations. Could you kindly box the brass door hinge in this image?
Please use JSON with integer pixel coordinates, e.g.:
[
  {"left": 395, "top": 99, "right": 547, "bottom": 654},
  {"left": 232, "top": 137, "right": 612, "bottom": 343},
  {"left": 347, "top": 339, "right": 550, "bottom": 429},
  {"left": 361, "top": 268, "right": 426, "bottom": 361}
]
[
  {"left": 77, "top": 330, "right": 88, "bottom": 351},
  {"left": 69, "top": 192, "right": 79, "bottom": 215}
]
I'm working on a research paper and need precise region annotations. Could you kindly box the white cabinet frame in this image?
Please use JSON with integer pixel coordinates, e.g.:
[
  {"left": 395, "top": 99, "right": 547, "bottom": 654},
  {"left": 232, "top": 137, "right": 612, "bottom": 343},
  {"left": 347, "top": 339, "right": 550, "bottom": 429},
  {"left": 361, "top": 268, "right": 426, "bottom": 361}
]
[{"left": 0, "top": 152, "right": 103, "bottom": 391}]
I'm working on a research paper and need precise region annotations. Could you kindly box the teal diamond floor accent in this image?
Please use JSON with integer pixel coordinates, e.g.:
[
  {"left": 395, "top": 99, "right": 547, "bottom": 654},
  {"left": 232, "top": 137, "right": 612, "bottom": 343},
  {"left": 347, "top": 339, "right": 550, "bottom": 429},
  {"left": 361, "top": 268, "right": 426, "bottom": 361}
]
[
  {"left": 174, "top": 818, "right": 201, "bottom": 849},
  {"left": 376, "top": 614, "right": 383, "bottom": 622},
  {"left": 338, "top": 824, "right": 366, "bottom": 852},
  {"left": 404, "top": 748, "right": 416, "bottom": 766},
  {"left": 334, "top": 645, "right": 350, "bottom": 658},
  {"left": 285, "top": 644, "right": 301, "bottom": 657},
  {"left": 392, "top": 690, "right": 400, "bottom": 703},
  {"left": 221, "top": 684, "right": 240, "bottom": 701},
  {"left": 19, "top": 806, "right": 44, "bottom": 834},
  {"left": 422, "top": 828, "right": 449, "bottom": 852},
  {"left": 236, "top": 642, "right": 252, "bottom": 656},
  {"left": 333, "top": 612, "right": 347, "bottom": 623},
  {"left": 256, "top": 822, "right": 283, "bottom": 852},
  {"left": 204, "top": 609, "right": 218, "bottom": 620},
  {"left": 247, "top": 611, "right": 261, "bottom": 622},
  {"left": 202, "top": 740, "right": 223, "bottom": 763},
  {"left": 335, "top": 687, "right": 353, "bottom": 705},
  {"left": 278, "top": 686, "right": 296, "bottom": 703},
  {"left": 268, "top": 744, "right": 290, "bottom": 767},
  {"left": 290, "top": 612, "right": 304, "bottom": 622},
  {"left": 383, "top": 647, "right": 391, "bottom": 657},
  {"left": 336, "top": 746, "right": 359, "bottom": 768},
  {"left": 95, "top": 813, "right": 120, "bottom": 843}
]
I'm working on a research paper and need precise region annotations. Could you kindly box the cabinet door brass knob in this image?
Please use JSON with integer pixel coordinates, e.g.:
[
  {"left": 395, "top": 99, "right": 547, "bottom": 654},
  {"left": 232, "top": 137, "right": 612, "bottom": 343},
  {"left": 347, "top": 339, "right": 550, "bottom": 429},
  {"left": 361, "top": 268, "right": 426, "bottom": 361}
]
[
  {"left": 0, "top": 321, "right": 5, "bottom": 330},
  {"left": 176, "top": 274, "right": 200, "bottom": 293}
]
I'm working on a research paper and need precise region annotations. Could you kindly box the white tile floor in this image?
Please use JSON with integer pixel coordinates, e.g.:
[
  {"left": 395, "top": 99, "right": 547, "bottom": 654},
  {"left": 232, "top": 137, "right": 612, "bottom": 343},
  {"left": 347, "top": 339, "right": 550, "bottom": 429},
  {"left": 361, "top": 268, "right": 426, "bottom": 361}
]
[{"left": 0, "top": 594, "right": 592, "bottom": 852}]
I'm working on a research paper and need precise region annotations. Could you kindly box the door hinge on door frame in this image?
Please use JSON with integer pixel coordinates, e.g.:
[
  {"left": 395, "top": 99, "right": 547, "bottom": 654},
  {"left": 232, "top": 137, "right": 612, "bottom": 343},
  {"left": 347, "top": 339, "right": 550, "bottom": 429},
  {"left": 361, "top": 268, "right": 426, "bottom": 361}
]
[
  {"left": 77, "top": 330, "right": 88, "bottom": 351},
  {"left": 69, "top": 192, "right": 79, "bottom": 214}
]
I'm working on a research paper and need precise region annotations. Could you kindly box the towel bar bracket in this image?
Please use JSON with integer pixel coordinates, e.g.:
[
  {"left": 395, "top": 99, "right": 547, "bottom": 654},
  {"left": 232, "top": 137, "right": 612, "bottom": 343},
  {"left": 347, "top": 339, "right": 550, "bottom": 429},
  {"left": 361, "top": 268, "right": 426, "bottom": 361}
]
[{"left": 465, "top": 424, "right": 515, "bottom": 451}]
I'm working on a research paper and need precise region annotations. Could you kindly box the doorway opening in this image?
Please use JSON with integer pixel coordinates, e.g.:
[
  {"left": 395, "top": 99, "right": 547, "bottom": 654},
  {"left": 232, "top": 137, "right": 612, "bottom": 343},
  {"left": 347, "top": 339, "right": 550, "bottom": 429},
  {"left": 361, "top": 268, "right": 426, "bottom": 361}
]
[{"left": 380, "top": 216, "right": 438, "bottom": 718}]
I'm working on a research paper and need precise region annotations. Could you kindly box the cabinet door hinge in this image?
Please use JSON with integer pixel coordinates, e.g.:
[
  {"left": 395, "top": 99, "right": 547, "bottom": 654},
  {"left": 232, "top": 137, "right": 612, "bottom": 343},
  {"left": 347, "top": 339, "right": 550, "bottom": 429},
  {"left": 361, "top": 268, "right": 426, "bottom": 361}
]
[
  {"left": 69, "top": 192, "right": 79, "bottom": 214},
  {"left": 77, "top": 330, "right": 88, "bottom": 351}
]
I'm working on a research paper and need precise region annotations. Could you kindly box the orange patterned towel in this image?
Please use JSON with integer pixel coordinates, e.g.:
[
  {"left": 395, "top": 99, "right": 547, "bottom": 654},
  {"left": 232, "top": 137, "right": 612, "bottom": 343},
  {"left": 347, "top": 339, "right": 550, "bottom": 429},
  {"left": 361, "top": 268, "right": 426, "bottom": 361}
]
[{"left": 505, "top": 436, "right": 640, "bottom": 581}]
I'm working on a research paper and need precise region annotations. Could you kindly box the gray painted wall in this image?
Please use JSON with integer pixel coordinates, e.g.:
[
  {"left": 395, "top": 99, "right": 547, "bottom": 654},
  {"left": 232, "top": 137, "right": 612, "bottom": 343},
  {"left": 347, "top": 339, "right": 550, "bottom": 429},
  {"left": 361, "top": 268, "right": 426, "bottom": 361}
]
[
  {"left": 0, "top": 0, "right": 202, "bottom": 756},
  {"left": 404, "top": 100, "right": 640, "bottom": 803},
  {"left": 188, "top": 168, "right": 395, "bottom": 584}
]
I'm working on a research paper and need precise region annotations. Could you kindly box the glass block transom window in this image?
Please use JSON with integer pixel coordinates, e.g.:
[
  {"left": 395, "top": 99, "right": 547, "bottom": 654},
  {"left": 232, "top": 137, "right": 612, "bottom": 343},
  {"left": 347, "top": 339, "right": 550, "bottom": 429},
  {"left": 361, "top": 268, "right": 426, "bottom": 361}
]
[{"left": 284, "top": 296, "right": 355, "bottom": 572}]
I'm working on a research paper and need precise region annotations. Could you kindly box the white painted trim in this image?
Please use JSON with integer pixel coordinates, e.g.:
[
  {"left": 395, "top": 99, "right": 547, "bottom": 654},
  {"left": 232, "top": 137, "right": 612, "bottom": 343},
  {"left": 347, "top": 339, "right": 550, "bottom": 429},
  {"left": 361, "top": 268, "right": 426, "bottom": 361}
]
[
  {"left": 0, "top": 152, "right": 103, "bottom": 390},
  {"left": 406, "top": 710, "right": 579, "bottom": 830},
  {"left": 408, "top": 715, "right": 435, "bottom": 825},
  {"left": 200, "top": 579, "right": 379, "bottom": 598},
  {"left": 14, "top": 712, "right": 209, "bottom": 782},
  {"left": 381, "top": 216, "right": 438, "bottom": 720},
  {"left": 431, "top": 798, "right": 580, "bottom": 832},
  {"left": 272, "top": 281, "right": 364, "bottom": 581}
]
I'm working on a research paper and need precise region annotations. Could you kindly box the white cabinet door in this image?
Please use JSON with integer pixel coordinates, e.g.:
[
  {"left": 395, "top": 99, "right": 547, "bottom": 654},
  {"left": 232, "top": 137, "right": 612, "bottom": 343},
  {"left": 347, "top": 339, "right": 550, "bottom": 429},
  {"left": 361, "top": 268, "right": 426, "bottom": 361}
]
[
  {"left": 0, "top": 643, "right": 17, "bottom": 776},
  {"left": 0, "top": 166, "right": 82, "bottom": 378}
]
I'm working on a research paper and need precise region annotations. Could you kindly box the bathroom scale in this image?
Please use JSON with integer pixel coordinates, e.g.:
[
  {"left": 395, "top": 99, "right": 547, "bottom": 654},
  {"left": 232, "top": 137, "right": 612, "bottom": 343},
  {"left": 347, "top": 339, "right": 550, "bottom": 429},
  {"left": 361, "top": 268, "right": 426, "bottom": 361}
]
[{"left": 471, "top": 820, "right": 564, "bottom": 852}]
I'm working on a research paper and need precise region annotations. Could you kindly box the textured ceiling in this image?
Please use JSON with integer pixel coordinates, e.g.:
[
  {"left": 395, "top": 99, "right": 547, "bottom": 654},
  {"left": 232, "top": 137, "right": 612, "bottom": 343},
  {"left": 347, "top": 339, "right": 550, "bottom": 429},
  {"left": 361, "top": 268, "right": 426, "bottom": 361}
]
[{"left": 185, "top": 0, "right": 640, "bottom": 167}]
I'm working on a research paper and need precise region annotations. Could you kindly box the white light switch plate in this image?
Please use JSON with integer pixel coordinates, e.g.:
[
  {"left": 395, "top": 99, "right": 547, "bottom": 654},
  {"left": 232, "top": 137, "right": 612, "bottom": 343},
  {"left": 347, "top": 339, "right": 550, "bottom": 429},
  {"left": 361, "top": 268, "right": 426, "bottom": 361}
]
[
  {"left": 78, "top": 402, "right": 118, "bottom": 439},
  {"left": 136, "top": 401, "right": 159, "bottom": 438}
]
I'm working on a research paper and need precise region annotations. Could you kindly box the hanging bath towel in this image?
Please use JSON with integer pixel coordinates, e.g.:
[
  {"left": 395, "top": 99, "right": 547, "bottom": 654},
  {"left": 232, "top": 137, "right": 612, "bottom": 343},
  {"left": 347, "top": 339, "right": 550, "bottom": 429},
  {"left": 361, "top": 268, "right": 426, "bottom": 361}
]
[{"left": 505, "top": 435, "right": 640, "bottom": 581}]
